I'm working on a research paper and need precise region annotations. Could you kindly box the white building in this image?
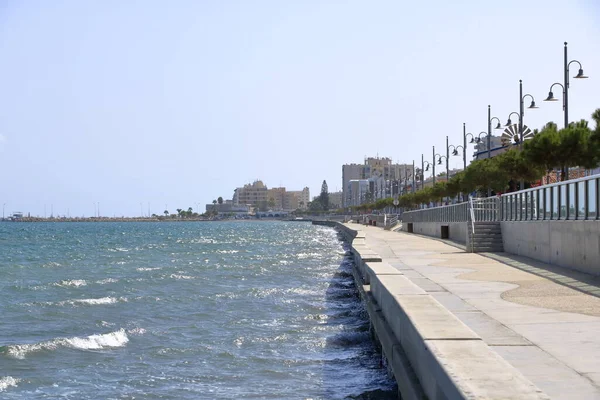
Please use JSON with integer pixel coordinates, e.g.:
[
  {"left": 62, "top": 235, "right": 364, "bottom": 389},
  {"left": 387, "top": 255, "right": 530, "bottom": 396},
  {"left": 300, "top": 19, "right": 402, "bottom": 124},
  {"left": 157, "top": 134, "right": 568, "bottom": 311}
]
[
  {"left": 342, "top": 157, "right": 414, "bottom": 207},
  {"left": 346, "top": 179, "right": 370, "bottom": 207},
  {"left": 328, "top": 191, "right": 343, "bottom": 209}
]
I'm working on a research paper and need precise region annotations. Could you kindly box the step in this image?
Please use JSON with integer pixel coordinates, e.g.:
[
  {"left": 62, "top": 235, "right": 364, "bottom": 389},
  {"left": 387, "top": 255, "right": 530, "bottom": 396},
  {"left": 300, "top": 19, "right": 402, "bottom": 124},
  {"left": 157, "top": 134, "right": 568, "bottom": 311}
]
[
  {"left": 472, "top": 238, "right": 504, "bottom": 243},
  {"left": 472, "top": 247, "right": 504, "bottom": 252}
]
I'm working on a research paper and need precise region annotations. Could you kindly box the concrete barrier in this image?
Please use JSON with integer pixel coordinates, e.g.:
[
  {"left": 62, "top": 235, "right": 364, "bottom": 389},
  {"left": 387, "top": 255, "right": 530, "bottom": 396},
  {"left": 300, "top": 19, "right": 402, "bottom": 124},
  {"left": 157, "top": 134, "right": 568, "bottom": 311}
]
[
  {"left": 501, "top": 220, "right": 600, "bottom": 275},
  {"left": 329, "top": 222, "right": 548, "bottom": 400},
  {"left": 401, "top": 221, "right": 467, "bottom": 244}
]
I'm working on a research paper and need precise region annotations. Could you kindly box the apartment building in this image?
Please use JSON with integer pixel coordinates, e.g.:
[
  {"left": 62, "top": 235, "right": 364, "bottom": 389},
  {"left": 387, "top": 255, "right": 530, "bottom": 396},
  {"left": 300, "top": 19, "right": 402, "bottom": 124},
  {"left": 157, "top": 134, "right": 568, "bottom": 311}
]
[
  {"left": 233, "top": 180, "right": 268, "bottom": 209},
  {"left": 342, "top": 157, "right": 415, "bottom": 207},
  {"left": 328, "top": 191, "right": 343, "bottom": 209},
  {"left": 232, "top": 182, "right": 310, "bottom": 211}
]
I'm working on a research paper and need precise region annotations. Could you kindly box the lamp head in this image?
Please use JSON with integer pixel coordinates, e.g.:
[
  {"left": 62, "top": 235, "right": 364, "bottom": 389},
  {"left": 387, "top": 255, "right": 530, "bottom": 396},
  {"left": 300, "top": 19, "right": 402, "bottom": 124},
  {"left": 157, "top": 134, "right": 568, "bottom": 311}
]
[
  {"left": 452, "top": 149, "right": 459, "bottom": 156},
  {"left": 475, "top": 137, "right": 481, "bottom": 143},
  {"left": 469, "top": 137, "right": 475, "bottom": 143},
  {"left": 437, "top": 158, "right": 443, "bottom": 165},
  {"left": 544, "top": 91, "right": 558, "bottom": 102},
  {"left": 425, "top": 165, "right": 429, "bottom": 171},
  {"left": 505, "top": 118, "right": 512, "bottom": 127},
  {"left": 574, "top": 68, "right": 588, "bottom": 79},
  {"left": 494, "top": 122, "right": 502, "bottom": 129},
  {"left": 528, "top": 100, "right": 538, "bottom": 109}
]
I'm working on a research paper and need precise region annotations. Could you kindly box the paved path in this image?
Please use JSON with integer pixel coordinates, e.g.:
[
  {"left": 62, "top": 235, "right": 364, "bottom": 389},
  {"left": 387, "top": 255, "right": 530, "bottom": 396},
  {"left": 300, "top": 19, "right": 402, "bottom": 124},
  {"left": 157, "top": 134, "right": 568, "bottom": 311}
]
[{"left": 350, "top": 223, "right": 600, "bottom": 399}]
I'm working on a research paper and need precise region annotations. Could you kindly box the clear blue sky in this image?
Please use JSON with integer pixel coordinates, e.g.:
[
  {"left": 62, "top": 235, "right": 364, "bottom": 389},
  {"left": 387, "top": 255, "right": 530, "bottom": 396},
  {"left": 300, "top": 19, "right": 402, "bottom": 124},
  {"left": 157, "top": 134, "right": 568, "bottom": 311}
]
[{"left": 0, "top": 0, "right": 598, "bottom": 217}]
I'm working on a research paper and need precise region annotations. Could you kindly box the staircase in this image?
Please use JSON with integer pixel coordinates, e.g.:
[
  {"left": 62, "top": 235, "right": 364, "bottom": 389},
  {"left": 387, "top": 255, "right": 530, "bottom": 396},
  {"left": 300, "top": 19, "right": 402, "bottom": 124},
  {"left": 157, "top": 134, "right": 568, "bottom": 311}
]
[{"left": 468, "top": 222, "right": 504, "bottom": 253}]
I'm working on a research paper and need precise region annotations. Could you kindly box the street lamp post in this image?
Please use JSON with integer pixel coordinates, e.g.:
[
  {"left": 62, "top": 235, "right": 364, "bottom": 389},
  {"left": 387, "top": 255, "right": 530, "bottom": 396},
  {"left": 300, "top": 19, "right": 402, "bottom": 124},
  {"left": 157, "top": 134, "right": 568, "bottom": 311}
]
[
  {"left": 544, "top": 42, "right": 588, "bottom": 180},
  {"left": 421, "top": 154, "right": 433, "bottom": 192},
  {"left": 432, "top": 146, "right": 436, "bottom": 185},
  {"left": 2, "top": 203, "right": 5, "bottom": 220},
  {"left": 518, "top": 80, "right": 538, "bottom": 146},
  {"left": 412, "top": 160, "right": 415, "bottom": 193},
  {"left": 487, "top": 105, "right": 502, "bottom": 196},
  {"left": 462, "top": 123, "right": 469, "bottom": 171}
]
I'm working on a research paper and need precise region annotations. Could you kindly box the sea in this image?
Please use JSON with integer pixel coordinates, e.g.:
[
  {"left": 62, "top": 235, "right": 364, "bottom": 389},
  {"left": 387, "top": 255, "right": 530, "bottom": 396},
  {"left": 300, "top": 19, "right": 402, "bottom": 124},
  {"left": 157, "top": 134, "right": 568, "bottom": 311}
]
[{"left": 0, "top": 221, "right": 397, "bottom": 399}]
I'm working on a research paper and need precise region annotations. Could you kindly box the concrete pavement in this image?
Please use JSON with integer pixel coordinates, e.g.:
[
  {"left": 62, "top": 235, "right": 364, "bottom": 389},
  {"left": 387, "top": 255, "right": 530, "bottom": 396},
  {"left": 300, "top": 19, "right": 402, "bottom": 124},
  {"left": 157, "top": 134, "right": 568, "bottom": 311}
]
[{"left": 350, "top": 223, "right": 600, "bottom": 399}]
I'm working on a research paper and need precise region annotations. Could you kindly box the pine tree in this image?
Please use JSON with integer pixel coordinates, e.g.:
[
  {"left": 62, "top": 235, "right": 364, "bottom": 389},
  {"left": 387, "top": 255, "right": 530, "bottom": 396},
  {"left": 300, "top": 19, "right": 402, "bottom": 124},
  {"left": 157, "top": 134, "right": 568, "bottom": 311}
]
[{"left": 319, "top": 180, "right": 329, "bottom": 211}]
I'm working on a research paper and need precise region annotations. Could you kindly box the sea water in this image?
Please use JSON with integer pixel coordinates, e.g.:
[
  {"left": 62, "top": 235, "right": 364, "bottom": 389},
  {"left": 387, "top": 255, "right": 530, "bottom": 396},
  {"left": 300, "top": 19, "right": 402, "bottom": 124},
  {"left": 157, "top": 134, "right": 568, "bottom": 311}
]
[{"left": 0, "top": 221, "right": 396, "bottom": 399}]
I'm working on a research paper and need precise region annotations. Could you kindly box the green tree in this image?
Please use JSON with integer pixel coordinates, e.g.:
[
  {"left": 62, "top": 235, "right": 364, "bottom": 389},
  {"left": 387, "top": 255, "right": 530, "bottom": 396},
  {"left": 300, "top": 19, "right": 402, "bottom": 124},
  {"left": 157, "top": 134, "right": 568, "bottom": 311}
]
[
  {"left": 164, "top": 210, "right": 169, "bottom": 216},
  {"left": 523, "top": 123, "right": 560, "bottom": 182},
  {"left": 217, "top": 197, "right": 223, "bottom": 205},
  {"left": 319, "top": 180, "right": 329, "bottom": 211},
  {"left": 309, "top": 201, "right": 323, "bottom": 212}
]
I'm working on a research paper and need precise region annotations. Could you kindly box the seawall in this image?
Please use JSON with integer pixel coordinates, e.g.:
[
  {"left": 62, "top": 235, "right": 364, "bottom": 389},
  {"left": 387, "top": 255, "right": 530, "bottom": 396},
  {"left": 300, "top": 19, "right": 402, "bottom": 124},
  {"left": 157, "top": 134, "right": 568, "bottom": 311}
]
[{"left": 314, "top": 220, "right": 548, "bottom": 400}]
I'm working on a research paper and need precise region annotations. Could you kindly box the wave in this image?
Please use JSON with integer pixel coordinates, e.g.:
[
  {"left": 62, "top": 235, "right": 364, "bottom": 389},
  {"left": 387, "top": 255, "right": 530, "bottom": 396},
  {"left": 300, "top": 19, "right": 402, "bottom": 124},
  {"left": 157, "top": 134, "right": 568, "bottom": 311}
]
[
  {"left": 55, "top": 279, "right": 87, "bottom": 287},
  {"left": 61, "top": 297, "right": 123, "bottom": 306},
  {"left": 1, "top": 329, "right": 129, "bottom": 359},
  {"left": 326, "top": 331, "right": 371, "bottom": 347},
  {"left": 41, "top": 261, "right": 62, "bottom": 268},
  {"left": 0, "top": 376, "right": 20, "bottom": 392},
  {"left": 96, "top": 278, "right": 118, "bottom": 284},
  {"left": 136, "top": 267, "right": 161, "bottom": 271},
  {"left": 297, "top": 252, "right": 322, "bottom": 259},
  {"left": 169, "top": 274, "right": 194, "bottom": 280}
]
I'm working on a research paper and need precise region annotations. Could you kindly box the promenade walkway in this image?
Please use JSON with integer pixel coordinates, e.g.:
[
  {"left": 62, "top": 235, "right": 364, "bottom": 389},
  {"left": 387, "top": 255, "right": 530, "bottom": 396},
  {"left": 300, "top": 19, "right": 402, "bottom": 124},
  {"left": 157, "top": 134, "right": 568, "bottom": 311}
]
[{"left": 348, "top": 223, "right": 600, "bottom": 399}]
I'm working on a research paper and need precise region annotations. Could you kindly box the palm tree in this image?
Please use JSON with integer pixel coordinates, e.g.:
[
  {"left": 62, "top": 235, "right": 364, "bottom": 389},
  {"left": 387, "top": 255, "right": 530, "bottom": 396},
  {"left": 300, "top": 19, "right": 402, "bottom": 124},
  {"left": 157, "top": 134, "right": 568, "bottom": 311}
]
[{"left": 217, "top": 197, "right": 223, "bottom": 205}]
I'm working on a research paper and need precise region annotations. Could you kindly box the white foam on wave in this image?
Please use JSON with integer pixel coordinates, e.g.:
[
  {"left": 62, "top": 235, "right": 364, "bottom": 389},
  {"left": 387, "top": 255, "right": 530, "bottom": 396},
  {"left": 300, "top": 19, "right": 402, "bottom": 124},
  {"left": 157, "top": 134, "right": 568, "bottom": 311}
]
[
  {"left": 64, "top": 329, "right": 129, "bottom": 350},
  {"left": 169, "top": 274, "right": 194, "bottom": 280},
  {"left": 96, "top": 278, "right": 118, "bottom": 284},
  {"left": 136, "top": 267, "right": 161, "bottom": 271},
  {"left": 55, "top": 279, "right": 87, "bottom": 287},
  {"left": 127, "top": 327, "right": 146, "bottom": 335},
  {"left": 297, "top": 252, "right": 322, "bottom": 259},
  {"left": 42, "top": 261, "right": 62, "bottom": 268},
  {"left": 3, "top": 329, "right": 129, "bottom": 359},
  {"left": 60, "top": 297, "right": 122, "bottom": 306},
  {"left": 0, "top": 376, "right": 20, "bottom": 392}
]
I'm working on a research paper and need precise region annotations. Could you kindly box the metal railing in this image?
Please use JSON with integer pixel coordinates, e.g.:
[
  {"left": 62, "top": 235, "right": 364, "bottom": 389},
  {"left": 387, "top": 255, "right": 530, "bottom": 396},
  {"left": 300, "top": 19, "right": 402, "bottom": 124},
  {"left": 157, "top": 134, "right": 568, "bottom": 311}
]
[
  {"left": 470, "top": 197, "right": 500, "bottom": 222},
  {"left": 468, "top": 196, "right": 476, "bottom": 235},
  {"left": 400, "top": 173, "right": 600, "bottom": 224},
  {"left": 402, "top": 202, "right": 469, "bottom": 223},
  {"left": 385, "top": 215, "right": 399, "bottom": 230},
  {"left": 501, "top": 173, "right": 600, "bottom": 221}
]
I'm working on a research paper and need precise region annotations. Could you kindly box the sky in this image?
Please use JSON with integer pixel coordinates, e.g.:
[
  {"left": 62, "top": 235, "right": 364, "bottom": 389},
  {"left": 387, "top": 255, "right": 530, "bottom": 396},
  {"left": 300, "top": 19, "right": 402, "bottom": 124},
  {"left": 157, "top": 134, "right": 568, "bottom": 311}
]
[{"left": 0, "top": 0, "right": 599, "bottom": 217}]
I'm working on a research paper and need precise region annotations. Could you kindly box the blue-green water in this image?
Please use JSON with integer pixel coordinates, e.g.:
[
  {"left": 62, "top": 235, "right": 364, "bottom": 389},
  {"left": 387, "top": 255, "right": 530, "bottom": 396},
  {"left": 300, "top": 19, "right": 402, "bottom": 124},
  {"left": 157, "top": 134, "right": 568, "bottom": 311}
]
[{"left": 0, "top": 221, "right": 396, "bottom": 399}]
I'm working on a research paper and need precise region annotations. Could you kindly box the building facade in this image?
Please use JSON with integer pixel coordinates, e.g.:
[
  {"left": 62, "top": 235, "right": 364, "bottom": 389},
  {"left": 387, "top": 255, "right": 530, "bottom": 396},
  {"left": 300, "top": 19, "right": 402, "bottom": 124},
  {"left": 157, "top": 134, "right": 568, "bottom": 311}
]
[
  {"left": 328, "top": 191, "right": 343, "bottom": 209},
  {"left": 233, "top": 180, "right": 268, "bottom": 209},
  {"left": 232, "top": 181, "right": 309, "bottom": 212},
  {"left": 342, "top": 157, "right": 415, "bottom": 207},
  {"left": 266, "top": 187, "right": 286, "bottom": 210},
  {"left": 473, "top": 135, "right": 505, "bottom": 160}
]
